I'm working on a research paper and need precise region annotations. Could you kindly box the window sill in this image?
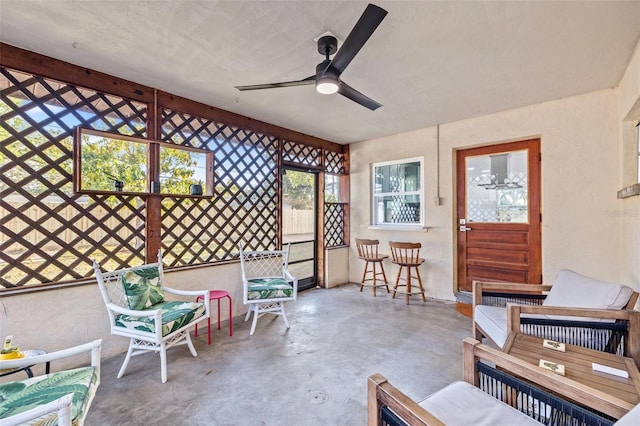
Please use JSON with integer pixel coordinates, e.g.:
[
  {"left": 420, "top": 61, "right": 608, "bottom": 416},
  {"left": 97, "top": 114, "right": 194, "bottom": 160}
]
[
  {"left": 618, "top": 183, "right": 640, "bottom": 199},
  {"left": 617, "top": 183, "right": 640, "bottom": 199},
  {"left": 366, "top": 225, "right": 429, "bottom": 232}
]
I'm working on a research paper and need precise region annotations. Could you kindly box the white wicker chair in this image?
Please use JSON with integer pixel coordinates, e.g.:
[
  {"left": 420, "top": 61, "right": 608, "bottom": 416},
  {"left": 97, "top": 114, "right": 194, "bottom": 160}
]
[
  {"left": 0, "top": 340, "right": 101, "bottom": 426},
  {"left": 93, "top": 251, "right": 210, "bottom": 383},
  {"left": 239, "top": 243, "right": 298, "bottom": 336}
]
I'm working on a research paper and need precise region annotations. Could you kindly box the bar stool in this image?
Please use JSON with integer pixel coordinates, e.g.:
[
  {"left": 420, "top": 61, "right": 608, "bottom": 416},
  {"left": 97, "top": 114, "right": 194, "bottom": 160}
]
[
  {"left": 389, "top": 241, "right": 426, "bottom": 304},
  {"left": 195, "top": 290, "right": 233, "bottom": 345},
  {"left": 355, "top": 238, "right": 390, "bottom": 296}
]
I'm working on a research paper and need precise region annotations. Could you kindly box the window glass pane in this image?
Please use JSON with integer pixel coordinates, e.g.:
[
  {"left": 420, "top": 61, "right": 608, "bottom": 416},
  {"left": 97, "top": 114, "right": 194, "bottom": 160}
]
[
  {"left": 159, "top": 146, "right": 208, "bottom": 195},
  {"left": 79, "top": 133, "right": 147, "bottom": 193},
  {"left": 466, "top": 150, "right": 528, "bottom": 223},
  {"left": 372, "top": 158, "right": 423, "bottom": 225},
  {"left": 325, "top": 174, "right": 340, "bottom": 202},
  {"left": 374, "top": 195, "right": 421, "bottom": 224}
]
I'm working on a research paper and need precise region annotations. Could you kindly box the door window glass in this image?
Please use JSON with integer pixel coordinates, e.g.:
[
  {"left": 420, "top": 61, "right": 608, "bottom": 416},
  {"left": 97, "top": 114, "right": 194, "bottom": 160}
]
[{"left": 466, "top": 150, "right": 528, "bottom": 223}]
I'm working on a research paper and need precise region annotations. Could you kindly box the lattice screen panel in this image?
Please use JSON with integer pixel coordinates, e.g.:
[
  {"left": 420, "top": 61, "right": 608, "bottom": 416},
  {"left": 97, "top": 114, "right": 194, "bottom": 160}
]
[
  {"left": 0, "top": 67, "right": 147, "bottom": 288},
  {"left": 324, "top": 203, "right": 346, "bottom": 247},
  {"left": 325, "top": 151, "right": 345, "bottom": 174},
  {"left": 161, "top": 110, "right": 279, "bottom": 266},
  {"left": 282, "top": 140, "right": 322, "bottom": 167}
]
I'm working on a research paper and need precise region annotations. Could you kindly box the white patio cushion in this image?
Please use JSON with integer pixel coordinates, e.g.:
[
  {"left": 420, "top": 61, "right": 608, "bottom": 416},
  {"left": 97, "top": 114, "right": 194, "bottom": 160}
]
[
  {"left": 542, "top": 269, "right": 634, "bottom": 323},
  {"left": 615, "top": 403, "right": 640, "bottom": 426},
  {"left": 543, "top": 269, "right": 633, "bottom": 310},
  {"left": 418, "top": 381, "right": 540, "bottom": 425},
  {"left": 474, "top": 305, "right": 508, "bottom": 348}
]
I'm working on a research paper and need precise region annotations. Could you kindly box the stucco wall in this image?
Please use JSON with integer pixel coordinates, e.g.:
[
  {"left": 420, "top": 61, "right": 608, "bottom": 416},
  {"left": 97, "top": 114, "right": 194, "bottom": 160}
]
[
  {"left": 350, "top": 88, "right": 625, "bottom": 301},
  {"left": 0, "top": 262, "right": 243, "bottom": 371}
]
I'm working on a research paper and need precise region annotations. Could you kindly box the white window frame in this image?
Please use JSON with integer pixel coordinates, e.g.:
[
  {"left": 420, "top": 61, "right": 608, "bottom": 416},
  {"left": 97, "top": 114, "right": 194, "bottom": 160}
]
[{"left": 371, "top": 157, "right": 424, "bottom": 227}]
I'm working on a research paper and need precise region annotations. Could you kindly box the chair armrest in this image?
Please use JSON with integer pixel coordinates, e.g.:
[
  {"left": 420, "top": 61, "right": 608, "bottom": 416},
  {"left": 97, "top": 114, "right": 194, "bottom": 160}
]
[
  {"left": 507, "top": 304, "right": 637, "bottom": 321},
  {"left": 106, "top": 302, "right": 161, "bottom": 318},
  {"left": 1, "top": 394, "right": 74, "bottom": 426},
  {"left": 0, "top": 339, "right": 102, "bottom": 371},
  {"left": 472, "top": 280, "right": 551, "bottom": 308},
  {"left": 163, "top": 287, "right": 209, "bottom": 299},
  {"left": 367, "top": 373, "right": 445, "bottom": 426}
]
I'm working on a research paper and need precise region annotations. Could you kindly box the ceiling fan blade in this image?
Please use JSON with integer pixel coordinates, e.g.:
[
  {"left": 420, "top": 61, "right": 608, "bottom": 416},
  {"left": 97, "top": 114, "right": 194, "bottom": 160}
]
[
  {"left": 329, "top": 4, "right": 387, "bottom": 75},
  {"left": 235, "top": 75, "right": 315, "bottom": 91},
  {"left": 338, "top": 81, "right": 382, "bottom": 111}
]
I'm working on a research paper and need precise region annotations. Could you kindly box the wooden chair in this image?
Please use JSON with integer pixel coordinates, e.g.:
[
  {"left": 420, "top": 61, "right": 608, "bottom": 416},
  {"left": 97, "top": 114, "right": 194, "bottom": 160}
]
[
  {"left": 355, "top": 238, "right": 389, "bottom": 297},
  {"left": 389, "top": 241, "right": 426, "bottom": 304},
  {"left": 473, "top": 269, "right": 640, "bottom": 366},
  {"left": 368, "top": 338, "right": 640, "bottom": 425}
]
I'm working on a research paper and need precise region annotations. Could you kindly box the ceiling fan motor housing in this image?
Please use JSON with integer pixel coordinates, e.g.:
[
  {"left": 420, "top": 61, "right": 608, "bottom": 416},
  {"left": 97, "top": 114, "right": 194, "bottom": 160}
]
[{"left": 317, "top": 35, "right": 338, "bottom": 56}]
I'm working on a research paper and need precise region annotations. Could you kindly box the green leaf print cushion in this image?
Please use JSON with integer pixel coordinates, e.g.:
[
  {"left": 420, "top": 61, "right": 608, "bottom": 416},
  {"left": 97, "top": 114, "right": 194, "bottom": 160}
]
[{"left": 121, "top": 265, "right": 165, "bottom": 310}]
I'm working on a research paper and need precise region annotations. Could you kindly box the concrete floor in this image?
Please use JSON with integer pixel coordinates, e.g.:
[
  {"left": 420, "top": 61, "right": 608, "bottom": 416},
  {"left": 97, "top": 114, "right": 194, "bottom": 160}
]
[{"left": 87, "top": 283, "right": 472, "bottom": 425}]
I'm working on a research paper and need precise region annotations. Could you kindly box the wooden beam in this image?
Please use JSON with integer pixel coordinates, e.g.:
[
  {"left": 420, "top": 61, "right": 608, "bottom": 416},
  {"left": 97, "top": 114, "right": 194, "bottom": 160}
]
[
  {"left": 0, "top": 42, "right": 154, "bottom": 103},
  {"left": 156, "top": 91, "right": 344, "bottom": 153}
]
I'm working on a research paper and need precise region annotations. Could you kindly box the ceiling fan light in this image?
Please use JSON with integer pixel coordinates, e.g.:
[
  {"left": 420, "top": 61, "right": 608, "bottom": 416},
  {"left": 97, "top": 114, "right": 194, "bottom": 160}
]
[{"left": 316, "top": 78, "right": 338, "bottom": 94}]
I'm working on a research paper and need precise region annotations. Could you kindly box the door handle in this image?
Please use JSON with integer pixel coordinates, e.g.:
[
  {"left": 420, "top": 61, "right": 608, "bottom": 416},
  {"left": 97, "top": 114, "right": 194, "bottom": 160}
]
[{"left": 459, "top": 226, "right": 472, "bottom": 232}]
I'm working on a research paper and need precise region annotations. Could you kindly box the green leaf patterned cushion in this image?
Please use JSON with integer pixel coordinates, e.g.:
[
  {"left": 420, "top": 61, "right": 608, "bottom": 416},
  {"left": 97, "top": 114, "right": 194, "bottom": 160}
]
[
  {"left": 115, "top": 301, "right": 206, "bottom": 336},
  {"left": 120, "top": 265, "right": 164, "bottom": 310},
  {"left": 247, "top": 278, "right": 293, "bottom": 300},
  {"left": 0, "top": 366, "right": 97, "bottom": 425}
]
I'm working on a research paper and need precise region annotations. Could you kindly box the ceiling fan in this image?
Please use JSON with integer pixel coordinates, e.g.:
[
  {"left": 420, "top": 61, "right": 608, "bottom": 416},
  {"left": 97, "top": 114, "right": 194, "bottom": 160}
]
[{"left": 235, "top": 4, "right": 388, "bottom": 111}]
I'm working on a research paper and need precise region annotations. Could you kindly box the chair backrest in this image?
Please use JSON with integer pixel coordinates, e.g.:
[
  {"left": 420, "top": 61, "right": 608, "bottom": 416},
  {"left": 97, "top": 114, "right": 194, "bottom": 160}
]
[
  {"left": 239, "top": 243, "right": 290, "bottom": 282},
  {"left": 355, "top": 238, "right": 381, "bottom": 259},
  {"left": 389, "top": 241, "right": 421, "bottom": 264},
  {"left": 93, "top": 251, "right": 164, "bottom": 311}
]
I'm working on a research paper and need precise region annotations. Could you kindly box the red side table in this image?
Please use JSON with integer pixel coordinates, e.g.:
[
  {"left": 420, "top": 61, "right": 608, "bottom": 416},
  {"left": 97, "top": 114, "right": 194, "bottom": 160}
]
[{"left": 196, "top": 290, "right": 233, "bottom": 345}]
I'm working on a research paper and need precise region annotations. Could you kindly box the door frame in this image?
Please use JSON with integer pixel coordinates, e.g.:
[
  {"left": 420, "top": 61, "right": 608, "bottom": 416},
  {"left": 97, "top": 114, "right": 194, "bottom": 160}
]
[
  {"left": 454, "top": 138, "right": 542, "bottom": 293},
  {"left": 282, "top": 166, "right": 318, "bottom": 291}
]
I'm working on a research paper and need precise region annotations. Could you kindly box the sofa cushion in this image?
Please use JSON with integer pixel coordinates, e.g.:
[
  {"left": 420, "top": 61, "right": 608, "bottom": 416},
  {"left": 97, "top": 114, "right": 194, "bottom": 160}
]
[
  {"left": 418, "top": 381, "right": 540, "bottom": 425},
  {"left": 474, "top": 305, "right": 509, "bottom": 348},
  {"left": 0, "top": 366, "right": 97, "bottom": 425},
  {"left": 120, "top": 265, "right": 165, "bottom": 310},
  {"left": 115, "top": 300, "right": 206, "bottom": 336},
  {"left": 543, "top": 269, "right": 633, "bottom": 310},
  {"left": 247, "top": 278, "right": 293, "bottom": 300}
]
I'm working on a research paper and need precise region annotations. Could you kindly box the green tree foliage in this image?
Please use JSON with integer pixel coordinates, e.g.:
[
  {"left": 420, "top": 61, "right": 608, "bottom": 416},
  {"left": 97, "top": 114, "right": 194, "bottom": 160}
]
[{"left": 283, "top": 170, "right": 315, "bottom": 210}]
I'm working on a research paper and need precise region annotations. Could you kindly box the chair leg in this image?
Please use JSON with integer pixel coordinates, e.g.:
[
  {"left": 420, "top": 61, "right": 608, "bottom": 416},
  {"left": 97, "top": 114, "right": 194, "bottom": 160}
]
[
  {"left": 380, "top": 262, "right": 390, "bottom": 293},
  {"left": 160, "top": 343, "right": 167, "bottom": 384},
  {"left": 245, "top": 307, "right": 252, "bottom": 322},
  {"left": 405, "top": 266, "right": 412, "bottom": 305},
  {"left": 392, "top": 266, "right": 403, "bottom": 299},
  {"left": 280, "top": 302, "right": 290, "bottom": 329},
  {"left": 372, "top": 262, "right": 377, "bottom": 297},
  {"left": 185, "top": 331, "right": 198, "bottom": 357},
  {"left": 117, "top": 340, "right": 135, "bottom": 379},
  {"left": 360, "top": 261, "right": 369, "bottom": 292},
  {"left": 249, "top": 305, "right": 259, "bottom": 336},
  {"left": 415, "top": 266, "right": 426, "bottom": 302}
]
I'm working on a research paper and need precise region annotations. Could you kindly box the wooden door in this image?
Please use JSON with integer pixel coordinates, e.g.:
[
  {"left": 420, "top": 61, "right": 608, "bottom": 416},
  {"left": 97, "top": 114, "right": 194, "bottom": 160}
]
[{"left": 456, "top": 139, "right": 541, "bottom": 292}]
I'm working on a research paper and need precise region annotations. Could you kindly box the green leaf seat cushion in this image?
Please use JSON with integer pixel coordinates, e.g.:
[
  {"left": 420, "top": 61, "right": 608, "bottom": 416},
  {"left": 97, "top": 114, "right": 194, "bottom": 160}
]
[
  {"left": 0, "top": 366, "right": 97, "bottom": 425},
  {"left": 120, "top": 265, "right": 165, "bottom": 310},
  {"left": 247, "top": 278, "right": 293, "bottom": 300},
  {"left": 115, "top": 301, "right": 206, "bottom": 336}
]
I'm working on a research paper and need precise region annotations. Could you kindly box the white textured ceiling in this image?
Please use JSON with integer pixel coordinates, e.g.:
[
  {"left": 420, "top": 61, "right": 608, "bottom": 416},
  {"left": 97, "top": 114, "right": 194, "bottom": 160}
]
[{"left": 1, "top": 0, "right": 639, "bottom": 144}]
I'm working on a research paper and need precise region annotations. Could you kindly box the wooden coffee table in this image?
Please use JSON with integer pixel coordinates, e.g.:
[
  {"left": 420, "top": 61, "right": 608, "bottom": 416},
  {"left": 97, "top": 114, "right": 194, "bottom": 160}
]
[{"left": 503, "top": 332, "right": 640, "bottom": 419}]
